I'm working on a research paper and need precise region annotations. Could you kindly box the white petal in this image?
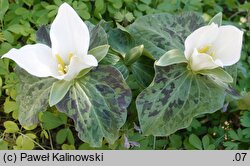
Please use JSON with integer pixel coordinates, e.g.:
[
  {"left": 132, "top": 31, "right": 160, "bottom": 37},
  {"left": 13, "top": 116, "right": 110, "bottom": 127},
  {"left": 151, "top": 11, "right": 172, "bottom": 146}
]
[
  {"left": 184, "top": 23, "right": 219, "bottom": 59},
  {"left": 62, "top": 54, "right": 98, "bottom": 81},
  {"left": 1, "top": 44, "right": 58, "bottom": 77},
  {"left": 214, "top": 59, "right": 224, "bottom": 67},
  {"left": 81, "top": 54, "right": 98, "bottom": 67},
  {"left": 212, "top": 25, "right": 243, "bottom": 66},
  {"left": 189, "top": 49, "right": 220, "bottom": 71},
  {"left": 50, "top": 3, "right": 90, "bottom": 62}
]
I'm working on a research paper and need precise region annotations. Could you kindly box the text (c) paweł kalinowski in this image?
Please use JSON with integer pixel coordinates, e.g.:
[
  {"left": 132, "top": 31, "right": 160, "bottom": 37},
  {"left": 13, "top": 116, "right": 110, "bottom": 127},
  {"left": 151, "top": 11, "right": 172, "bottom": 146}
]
[{"left": 20, "top": 152, "right": 104, "bottom": 162}]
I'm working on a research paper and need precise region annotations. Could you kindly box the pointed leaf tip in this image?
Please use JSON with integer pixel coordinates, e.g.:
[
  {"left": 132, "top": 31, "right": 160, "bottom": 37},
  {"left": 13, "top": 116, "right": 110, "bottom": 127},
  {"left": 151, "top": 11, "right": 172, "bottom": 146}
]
[
  {"left": 49, "top": 80, "right": 72, "bottom": 106},
  {"left": 209, "top": 12, "right": 222, "bottom": 26},
  {"left": 155, "top": 49, "right": 187, "bottom": 67},
  {"left": 88, "top": 45, "right": 110, "bottom": 62},
  {"left": 124, "top": 45, "right": 144, "bottom": 65},
  {"left": 198, "top": 68, "right": 233, "bottom": 84}
]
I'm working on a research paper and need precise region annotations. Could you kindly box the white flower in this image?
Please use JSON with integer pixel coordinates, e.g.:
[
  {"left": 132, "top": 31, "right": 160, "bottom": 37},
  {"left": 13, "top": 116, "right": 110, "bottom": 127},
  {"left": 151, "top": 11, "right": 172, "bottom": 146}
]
[
  {"left": 184, "top": 23, "right": 243, "bottom": 71},
  {"left": 1, "top": 3, "right": 97, "bottom": 81}
]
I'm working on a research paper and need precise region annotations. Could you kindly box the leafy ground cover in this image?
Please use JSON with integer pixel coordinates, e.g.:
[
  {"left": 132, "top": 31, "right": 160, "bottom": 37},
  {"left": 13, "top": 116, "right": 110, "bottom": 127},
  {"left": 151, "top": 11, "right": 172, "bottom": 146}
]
[{"left": 0, "top": 0, "right": 250, "bottom": 150}]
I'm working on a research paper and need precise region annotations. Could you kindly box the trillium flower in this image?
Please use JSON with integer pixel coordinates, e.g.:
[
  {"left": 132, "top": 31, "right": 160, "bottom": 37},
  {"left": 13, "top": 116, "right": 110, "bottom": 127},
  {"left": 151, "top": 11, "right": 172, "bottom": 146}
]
[
  {"left": 184, "top": 23, "right": 243, "bottom": 71},
  {"left": 1, "top": 3, "right": 97, "bottom": 81}
]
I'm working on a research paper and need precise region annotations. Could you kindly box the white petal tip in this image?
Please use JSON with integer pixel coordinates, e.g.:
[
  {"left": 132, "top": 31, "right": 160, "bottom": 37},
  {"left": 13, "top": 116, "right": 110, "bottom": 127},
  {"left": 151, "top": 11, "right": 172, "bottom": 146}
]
[
  {"left": 58, "top": 3, "right": 75, "bottom": 14},
  {"left": 210, "top": 22, "right": 219, "bottom": 27},
  {"left": 59, "top": 2, "right": 71, "bottom": 8},
  {"left": 86, "top": 54, "right": 98, "bottom": 67},
  {"left": 1, "top": 48, "right": 17, "bottom": 59},
  {"left": 1, "top": 55, "right": 7, "bottom": 59}
]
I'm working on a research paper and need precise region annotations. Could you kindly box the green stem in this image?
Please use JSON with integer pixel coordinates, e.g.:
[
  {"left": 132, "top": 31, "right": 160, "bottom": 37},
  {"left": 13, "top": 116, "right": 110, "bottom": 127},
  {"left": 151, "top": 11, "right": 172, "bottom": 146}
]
[
  {"left": 229, "top": 11, "right": 247, "bottom": 21},
  {"left": 153, "top": 136, "right": 156, "bottom": 150},
  {"left": 18, "top": 132, "right": 46, "bottom": 150},
  {"left": 1, "top": 132, "right": 6, "bottom": 140},
  {"left": 48, "top": 130, "right": 54, "bottom": 150},
  {"left": 0, "top": 20, "right": 3, "bottom": 30}
]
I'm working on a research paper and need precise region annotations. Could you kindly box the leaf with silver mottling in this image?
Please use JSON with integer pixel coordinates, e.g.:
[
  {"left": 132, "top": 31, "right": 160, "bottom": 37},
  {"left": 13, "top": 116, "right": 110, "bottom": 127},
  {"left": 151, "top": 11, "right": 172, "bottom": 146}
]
[
  {"left": 16, "top": 67, "right": 56, "bottom": 127},
  {"left": 136, "top": 64, "right": 226, "bottom": 136},
  {"left": 56, "top": 66, "right": 131, "bottom": 147}
]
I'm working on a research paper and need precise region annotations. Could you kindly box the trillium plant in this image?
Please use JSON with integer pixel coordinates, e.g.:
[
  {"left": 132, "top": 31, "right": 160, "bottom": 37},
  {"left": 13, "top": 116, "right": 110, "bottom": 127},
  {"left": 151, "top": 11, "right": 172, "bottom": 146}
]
[
  {"left": 1, "top": 3, "right": 244, "bottom": 147},
  {"left": 3, "top": 3, "right": 98, "bottom": 81},
  {"left": 2, "top": 3, "right": 131, "bottom": 147}
]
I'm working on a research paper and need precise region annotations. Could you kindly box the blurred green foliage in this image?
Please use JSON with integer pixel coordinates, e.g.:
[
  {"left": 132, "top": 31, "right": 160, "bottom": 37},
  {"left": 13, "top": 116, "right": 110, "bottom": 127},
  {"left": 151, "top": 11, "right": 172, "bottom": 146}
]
[{"left": 0, "top": 0, "right": 250, "bottom": 150}]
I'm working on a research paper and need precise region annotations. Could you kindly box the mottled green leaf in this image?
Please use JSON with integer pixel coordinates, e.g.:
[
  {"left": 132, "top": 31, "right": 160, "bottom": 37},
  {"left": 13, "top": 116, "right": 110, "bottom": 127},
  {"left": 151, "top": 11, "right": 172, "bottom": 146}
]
[
  {"left": 108, "top": 28, "right": 135, "bottom": 57},
  {"left": 56, "top": 66, "right": 131, "bottom": 147},
  {"left": 49, "top": 80, "right": 73, "bottom": 106},
  {"left": 128, "top": 13, "right": 205, "bottom": 59},
  {"left": 16, "top": 68, "right": 56, "bottom": 127},
  {"left": 36, "top": 25, "right": 51, "bottom": 47},
  {"left": 115, "top": 61, "right": 129, "bottom": 79},
  {"left": 136, "top": 64, "right": 226, "bottom": 136},
  {"left": 114, "top": 54, "right": 154, "bottom": 88},
  {"left": 130, "top": 56, "right": 155, "bottom": 88},
  {"left": 100, "top": 52, "right": 120, "bottom": 65},
  {"left": 86, "top": 21, "right": 108, "bottom": 49},
  {"left": 108, "top": 28, "right": 154, "bottom": 87}
]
